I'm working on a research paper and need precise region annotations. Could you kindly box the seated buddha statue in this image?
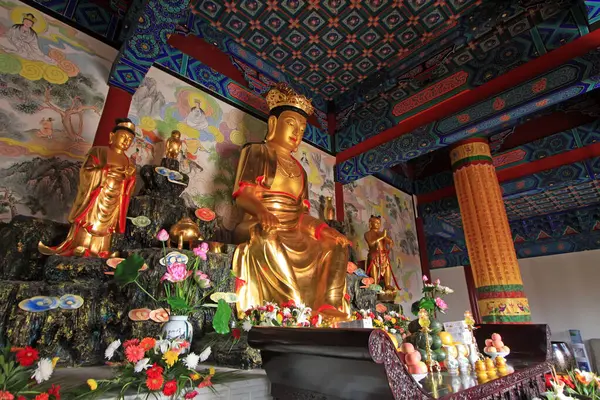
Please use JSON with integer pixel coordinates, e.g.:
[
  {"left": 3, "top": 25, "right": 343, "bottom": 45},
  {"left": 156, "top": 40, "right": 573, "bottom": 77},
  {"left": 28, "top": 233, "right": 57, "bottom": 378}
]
[
  {"left": 232, "top": 83, "right": 351, "bottom": 319},
  {"left": 38, "top": 119, "right": 137, "bottom": 258}
]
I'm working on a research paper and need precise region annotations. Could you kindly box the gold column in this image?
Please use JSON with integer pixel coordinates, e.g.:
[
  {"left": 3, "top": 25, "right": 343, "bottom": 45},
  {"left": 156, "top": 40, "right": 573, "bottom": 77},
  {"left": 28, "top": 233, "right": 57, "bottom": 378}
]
[{"left": 450, "top": 138, "right": 531, "bottom": 323}]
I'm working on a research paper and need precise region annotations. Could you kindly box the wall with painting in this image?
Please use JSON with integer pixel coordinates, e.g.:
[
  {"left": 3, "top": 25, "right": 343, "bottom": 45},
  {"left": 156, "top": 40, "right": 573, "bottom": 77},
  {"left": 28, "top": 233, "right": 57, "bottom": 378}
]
[
  {"left": 127, "top": 66, "right": 336, "bottom": 231},
  {"left": 0, "top": 0, "right": 116, "bottom": 223},
  {"left": 342, "top": 176, "right": 422, "bottom": 313}
]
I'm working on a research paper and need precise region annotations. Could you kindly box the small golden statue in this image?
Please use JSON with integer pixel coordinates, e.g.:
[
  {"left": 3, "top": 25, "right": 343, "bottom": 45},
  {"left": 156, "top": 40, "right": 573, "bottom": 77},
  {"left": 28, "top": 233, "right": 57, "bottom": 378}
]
[
  {"left": 232, "top": 83, "right": 351, "bottom": 319},
  {"left": 364, "top": 215, "right": 398, "bottom": 291},
  {"left": 324, "top": 196, "right": 335, "bottom": 220},
  {"left": 38, "top": 119, "right": 137, "bottom": 258},
  {"left": 165, "top": 130, "right": 182, "bottom": 160}
]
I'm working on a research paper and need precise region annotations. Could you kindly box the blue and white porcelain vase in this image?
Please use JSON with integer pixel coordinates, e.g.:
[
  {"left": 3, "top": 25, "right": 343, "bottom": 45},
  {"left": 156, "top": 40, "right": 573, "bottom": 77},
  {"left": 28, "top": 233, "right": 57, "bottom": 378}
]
[{"left": 161, "top": 315, "right": 193, "bottom": 351}]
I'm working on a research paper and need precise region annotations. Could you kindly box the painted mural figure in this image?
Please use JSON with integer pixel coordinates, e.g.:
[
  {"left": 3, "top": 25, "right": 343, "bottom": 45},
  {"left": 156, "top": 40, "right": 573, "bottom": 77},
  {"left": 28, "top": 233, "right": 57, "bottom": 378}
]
[
  {"left": 0, "top": 13, "right": 56, "bottom": 64},
  {"left": 365, "top": 215, "right": 399, "bottom": 291},
  {"left": 38, "top": 119, "right": 137, "bottom": 258},
  {"left": 36, "top": 117, "right": 54, "bottom": 139},
  {"left": 132, "top": 77, "right": 165, "bottom": 117},
  {"left": 232, "top": 83, "right": 351, "bottom": 320},
  {"left": 185, "top": 104, "right": 209, "bottom": 131}
]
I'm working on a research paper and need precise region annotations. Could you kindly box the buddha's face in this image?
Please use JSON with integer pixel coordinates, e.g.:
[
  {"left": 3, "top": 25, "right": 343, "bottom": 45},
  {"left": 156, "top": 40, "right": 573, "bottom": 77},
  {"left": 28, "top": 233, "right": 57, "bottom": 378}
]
[
  {"left": 267, "top": 110, "right": 307, "bottom": 152},
  {"left": 369, "top": 218, "right": 381, "bottom": 230},
  {"left": 110, "top": 129, "right": 134, "bottom": 152}
]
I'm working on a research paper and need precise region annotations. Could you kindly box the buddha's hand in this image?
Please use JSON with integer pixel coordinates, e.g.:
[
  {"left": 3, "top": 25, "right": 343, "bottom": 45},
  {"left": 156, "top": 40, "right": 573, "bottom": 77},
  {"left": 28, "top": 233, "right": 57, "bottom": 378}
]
[
  {"left": 257, "top": 210, "right": 280, "bottom": 231},
  {"left": 323, "top": 228, "right": 352, "bottom": 248}
]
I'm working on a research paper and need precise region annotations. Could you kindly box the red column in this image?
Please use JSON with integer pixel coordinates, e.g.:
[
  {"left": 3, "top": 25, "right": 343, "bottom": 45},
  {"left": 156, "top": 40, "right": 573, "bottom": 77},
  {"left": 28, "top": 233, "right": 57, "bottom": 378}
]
[
  {"left": 93, "top": 86, "right": 134, "bottom": 146},
  {"left": 415, "top": 216, "right": 431, "bottom": 281},
  {"left": 463, "top": 264, "right": 482, "bottom": 324}
]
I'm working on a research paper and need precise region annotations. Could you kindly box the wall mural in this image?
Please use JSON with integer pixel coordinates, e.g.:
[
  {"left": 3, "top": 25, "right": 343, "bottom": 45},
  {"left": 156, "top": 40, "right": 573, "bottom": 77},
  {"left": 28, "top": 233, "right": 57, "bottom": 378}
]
[
  {"left": 343, "top": 175, "right": 421, "bottom": 312},
  {"left": 0, "top": 0, "right": 116, "bottom": 222},
  {"left": 127, "top": 67, "right": 336, "bottom": 231}
]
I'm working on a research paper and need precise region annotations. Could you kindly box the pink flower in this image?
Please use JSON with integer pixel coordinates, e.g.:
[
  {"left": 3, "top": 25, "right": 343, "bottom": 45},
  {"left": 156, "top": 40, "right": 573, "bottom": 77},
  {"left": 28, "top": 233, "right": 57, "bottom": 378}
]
[
  {"left": 422, "top": 275, "right": 428, "bottom": 282},
  {"left": 193, "top": 243, "right": 209, "bottom": 260},
  {"left": 194, "top": 271, "right": 211, "bottom": 288},
  {"left": 184, "top": 391, "right": 198, "bottom": 399},
  {"left": 125, "top": 345, "right": 145, "bottom": 363},
  {"left": 156, "top": 229, "right": 169, "bottom": 242},
  {"left": 384, "top": 315, "right": 392, "bottom": 321},
  {"left": 161, "top": 262, "right": 192, "bottom": 282},
  {"left": 435, "top": 279, "right": 441, "bottom": 285},
  {"left": 435, "top": 297, "right": 448, "bottom": 311}
]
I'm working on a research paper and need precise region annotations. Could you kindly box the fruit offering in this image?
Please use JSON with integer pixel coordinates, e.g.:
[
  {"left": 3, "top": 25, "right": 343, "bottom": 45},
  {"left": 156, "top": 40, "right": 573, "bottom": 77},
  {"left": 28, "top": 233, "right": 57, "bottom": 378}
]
[
  {"left": 399, "top": 342, "right": 428, "bottom": 375},
  {"left": 484, "top": 332, "right": 510, "bottom": 357},
  {"left": 405, "top": 318, "right": 449, "bottom": 369}
]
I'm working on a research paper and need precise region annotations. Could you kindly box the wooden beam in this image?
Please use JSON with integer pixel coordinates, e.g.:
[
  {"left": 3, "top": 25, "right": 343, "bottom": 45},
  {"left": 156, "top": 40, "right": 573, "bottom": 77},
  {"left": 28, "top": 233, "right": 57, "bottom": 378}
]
[{"left": 336, "top": 28, "right": 600, "bottom": 163}]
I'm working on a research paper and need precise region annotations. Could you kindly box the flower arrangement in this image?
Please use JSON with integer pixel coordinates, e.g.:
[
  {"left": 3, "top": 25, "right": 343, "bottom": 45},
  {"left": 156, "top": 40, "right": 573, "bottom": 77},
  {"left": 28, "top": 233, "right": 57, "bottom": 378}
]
[
  {"left": 69, "top": 337, "right": 238, "bottom": 399},
  {"left": 540, "top": 369, "right": 600, "bottom": 399},
  {"left": 0, "top": 343, "right": 60, "bottom": 400},
  {"left": 113, "top": 229, "right": 234, "bottom": 333},
  {"left": 351, "top": 307, "right": 410, "bottom": 336},
  {"left": 410, "top": 275, "right": 454, "bottom": 316},
  {"left": 235, "top": 300, "right": 328, "bottom": 335}
]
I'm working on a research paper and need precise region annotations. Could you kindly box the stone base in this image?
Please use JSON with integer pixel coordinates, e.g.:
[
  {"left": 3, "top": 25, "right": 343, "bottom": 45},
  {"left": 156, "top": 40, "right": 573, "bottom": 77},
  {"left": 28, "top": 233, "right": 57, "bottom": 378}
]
[
  {"left": 140, "top": 161, "right": 189, "bottom": 199},
  {"left": 195, "top": 332, "right": 262, "bottom": 370}
]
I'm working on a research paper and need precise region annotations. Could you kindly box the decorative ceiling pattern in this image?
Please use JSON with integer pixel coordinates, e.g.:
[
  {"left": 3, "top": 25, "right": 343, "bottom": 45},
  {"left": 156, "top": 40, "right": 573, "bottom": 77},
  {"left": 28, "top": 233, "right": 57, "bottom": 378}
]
[
  {"left": 334, "top": 1, "right": 584, "bottom": 152},
  {"left": 336, "top": 53, "right": 600, "bottom": 184},
  {"left": 191, "top": 0, "right": 484, "bottom": 100}
]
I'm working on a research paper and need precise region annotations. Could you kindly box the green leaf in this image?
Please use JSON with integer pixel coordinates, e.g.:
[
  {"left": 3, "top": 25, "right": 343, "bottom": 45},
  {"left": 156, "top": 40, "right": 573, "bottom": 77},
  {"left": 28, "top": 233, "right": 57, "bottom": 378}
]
[
  {"left": 419, "top": 298, "right": 435, "bottom": 312},
  {"left": 212, "top": 299, "right": 231, "bottom": 334},
  {"left": 167, "top": 296, "right": 189, "bottom": 311},
  {"left": 114, "top": 254, "right": 145, "bottom": 286}
]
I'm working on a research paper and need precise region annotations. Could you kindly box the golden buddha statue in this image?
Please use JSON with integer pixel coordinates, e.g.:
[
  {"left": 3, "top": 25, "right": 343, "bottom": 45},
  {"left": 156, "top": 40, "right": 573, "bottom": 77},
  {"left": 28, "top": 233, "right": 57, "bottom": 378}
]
[
  {"left": 38, "top": 119, "right": 137, "bottom": 258},
  {"left": 232, "top": 83, "right": 351, "bottom": 319},
  {"left": 364, "top": 215, "right": 398, "bottom": 291},
  {"left": 165, "top": 130, "right": 182, "bottom": 160}
]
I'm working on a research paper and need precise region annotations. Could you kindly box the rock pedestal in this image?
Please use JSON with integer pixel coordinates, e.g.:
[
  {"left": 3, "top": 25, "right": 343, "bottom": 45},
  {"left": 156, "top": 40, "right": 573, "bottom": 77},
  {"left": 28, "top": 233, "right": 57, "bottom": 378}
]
[{"left": 139, "top": 158, "right": 189, "bottom": 199}]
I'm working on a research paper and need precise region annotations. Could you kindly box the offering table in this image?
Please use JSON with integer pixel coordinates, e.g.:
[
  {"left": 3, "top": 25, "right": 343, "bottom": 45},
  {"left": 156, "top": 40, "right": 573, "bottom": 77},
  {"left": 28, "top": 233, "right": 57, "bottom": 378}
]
[{"left": 248, "top": 323, "right": 551, "bottom": 399}]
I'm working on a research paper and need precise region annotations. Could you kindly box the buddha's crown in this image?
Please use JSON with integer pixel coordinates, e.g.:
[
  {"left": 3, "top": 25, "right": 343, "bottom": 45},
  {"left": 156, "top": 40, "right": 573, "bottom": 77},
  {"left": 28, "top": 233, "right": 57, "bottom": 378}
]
[
  {"left": 113, "top": 118, "right": 136, "bottom": 135},
  {"left": 266, "top": 83, "right": 314, "bottom": 117}
]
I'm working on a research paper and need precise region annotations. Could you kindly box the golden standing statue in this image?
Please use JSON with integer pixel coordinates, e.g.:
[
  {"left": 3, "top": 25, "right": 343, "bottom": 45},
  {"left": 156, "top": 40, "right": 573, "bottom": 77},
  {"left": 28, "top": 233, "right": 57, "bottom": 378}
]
[
  {"left": 38, "top": 119, "right": 137, "bottom": 258},
  {"left": 165, "top": 130, "right": 182, "bottom": 160},
  {"left": 364, "top": 215, "right": 398, "bottom": 291},
  {"left": 232, "top": 83, "right": 351, "bottom": 319}
]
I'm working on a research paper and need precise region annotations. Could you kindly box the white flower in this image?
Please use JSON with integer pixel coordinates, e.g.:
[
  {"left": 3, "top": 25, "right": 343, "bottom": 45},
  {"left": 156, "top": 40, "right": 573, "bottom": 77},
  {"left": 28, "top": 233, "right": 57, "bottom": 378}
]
[
  {"left": 184, "top": 353, "right": 200, "bottom": 370},
  {"left": 104, "top": 339, "right": 121, "bottom": 360},
  {"left": 155, "top": 339, "right": 171, "bottom": 354},
  {"left": 199, "top": 346, "right": 211, "bottom": 362},
  {"left": 134, "top": 358, "right": 151, "bottom": 373},
  {"left": 390, "top": 328, "right": 397, "bottom": 334},
  {"left": 32, "top": 358, "right": 54, "bottom": 383},
  {"left": 242, "top": 319, "right": 253, "bottom": 332}
]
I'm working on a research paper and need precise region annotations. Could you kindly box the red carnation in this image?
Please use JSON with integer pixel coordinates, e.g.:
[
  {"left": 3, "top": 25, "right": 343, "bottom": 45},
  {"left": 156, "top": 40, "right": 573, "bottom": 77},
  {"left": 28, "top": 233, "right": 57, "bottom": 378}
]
[
  {"left": 281, "top": 299, "right": 296, "bottom": 308},
  {"left": 266, "top": 304, "right": 275, "bottom": 312},
  {"left": 15, "top": 347, "right": 39, "bottom": 367},
  {"left": 162, "top": 380, "right": 177, "bottom": 396},
  {"left": 48, "top": 385, "right": 60, "bottom": 400},
  {"left": 232, "top": 328, "right": 241, "bottom": 340},
  {"left": 146, "top": 363, "right": 164, "bottom": 379},
  {"left": 310, "top": 315, "right": 320, "bottom": 326},
  {"left": 184, "top": 391, "right": 198, "bottom": 399}
]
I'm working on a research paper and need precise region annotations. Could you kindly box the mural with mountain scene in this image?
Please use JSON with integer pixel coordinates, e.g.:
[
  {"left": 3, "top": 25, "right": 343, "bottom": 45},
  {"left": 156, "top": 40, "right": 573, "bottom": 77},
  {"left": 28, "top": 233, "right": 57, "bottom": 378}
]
[
  {"left": 127, "top": 67, "right": 336, "bottom": 231},
  {"left": 0, "top": 1, "right": 117, "bottom": 222},
  {"left": 343, "top": 176, "right": 421, "bottom": 311}
]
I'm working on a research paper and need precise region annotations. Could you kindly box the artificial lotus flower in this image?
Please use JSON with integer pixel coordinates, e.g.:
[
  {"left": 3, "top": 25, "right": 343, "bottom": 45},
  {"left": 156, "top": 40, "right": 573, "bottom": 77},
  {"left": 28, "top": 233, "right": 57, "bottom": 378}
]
[
  {"left": 32, "top": 358, "right": 54, "bottom": 384},
  {"left": 435, "top": 297, "right": 448, "bottom": 311},
  {"left": 194, "top": 271, "right": 211, "bottom": 288},
  {"left": 104, "top": 339, "right": 121, "bottom": 360},
  {"left": 193, "top": 243, "right": 209, "bottom": 261},
  {"left": 156, "top": 229, "right": 169, "bottom": 242},
  {"left": 161, "top": 262, "right": 192, "bottom": 283}
]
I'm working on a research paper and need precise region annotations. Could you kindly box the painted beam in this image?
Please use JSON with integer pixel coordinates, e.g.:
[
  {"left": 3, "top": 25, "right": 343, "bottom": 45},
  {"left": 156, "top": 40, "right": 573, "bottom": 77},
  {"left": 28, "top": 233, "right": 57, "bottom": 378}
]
[
  {"left": 418, "top": 142, "right": 600, "bottom": 204},
  {"left": 336, "top": 29, "right": 600, "bottom": 164}
]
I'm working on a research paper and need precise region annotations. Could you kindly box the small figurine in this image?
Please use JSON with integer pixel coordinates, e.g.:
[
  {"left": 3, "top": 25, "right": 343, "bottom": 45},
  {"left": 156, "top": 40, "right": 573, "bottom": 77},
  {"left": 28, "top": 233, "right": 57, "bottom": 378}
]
[
  {"left": 165, "top": 130, "right": 182, "bottom": 160},
  {"left": 38, "top": 118, "right": 137, "bottom": 258},
  {"left": 364, "top": 215, "right": 399, "bottom": 291},
  {"left": 324, "top": 196, "right": 335, "bottom": 220}
]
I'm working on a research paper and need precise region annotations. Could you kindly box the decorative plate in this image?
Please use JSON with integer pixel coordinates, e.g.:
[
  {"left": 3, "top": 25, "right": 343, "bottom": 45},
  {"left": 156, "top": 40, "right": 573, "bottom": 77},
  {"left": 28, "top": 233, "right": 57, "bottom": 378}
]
[
  {"left": 195, "top": 208, "right": 216, "bottom": 222},
  {"left": 167, "top": 177, "right": 187, "bottom": 186},
  {"left": 210, "top": 292, "right": 238, "bottom": 304},
  {"left": 159, "top": 251, "right": 188, "bottom": 266},
  {"left": 353, "top": 268, "right": 369, "bottom": 277},
  {"left": 155, "top": 167, "right": 169, "bottom": 176},
  {"left": 168, "top": 171, "right": 183, "bottom": 181},
  {"left": 150, "top": 308, "right": 170, "bottom": 323},
  {"left": 484, "top": 350, "right": 510, "bottom": 359},
  {"left": 19, "top": 296, "right": 59, "bottom": 312},
  {"left": 128, "top": 308, "right": 151, "bottom": 321},
  {"left": 58, "top": 294, "right": 84, "bottom": 310},
  {"left": 127, "top": 216, "right": 151, "bottom": 227}
]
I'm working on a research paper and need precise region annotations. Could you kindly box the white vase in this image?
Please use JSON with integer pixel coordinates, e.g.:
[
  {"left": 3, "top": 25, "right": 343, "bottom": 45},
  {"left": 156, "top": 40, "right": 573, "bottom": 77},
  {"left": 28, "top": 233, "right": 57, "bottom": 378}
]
[{"left": 161, "top": 316, "right": 193, "bottom": 349}]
